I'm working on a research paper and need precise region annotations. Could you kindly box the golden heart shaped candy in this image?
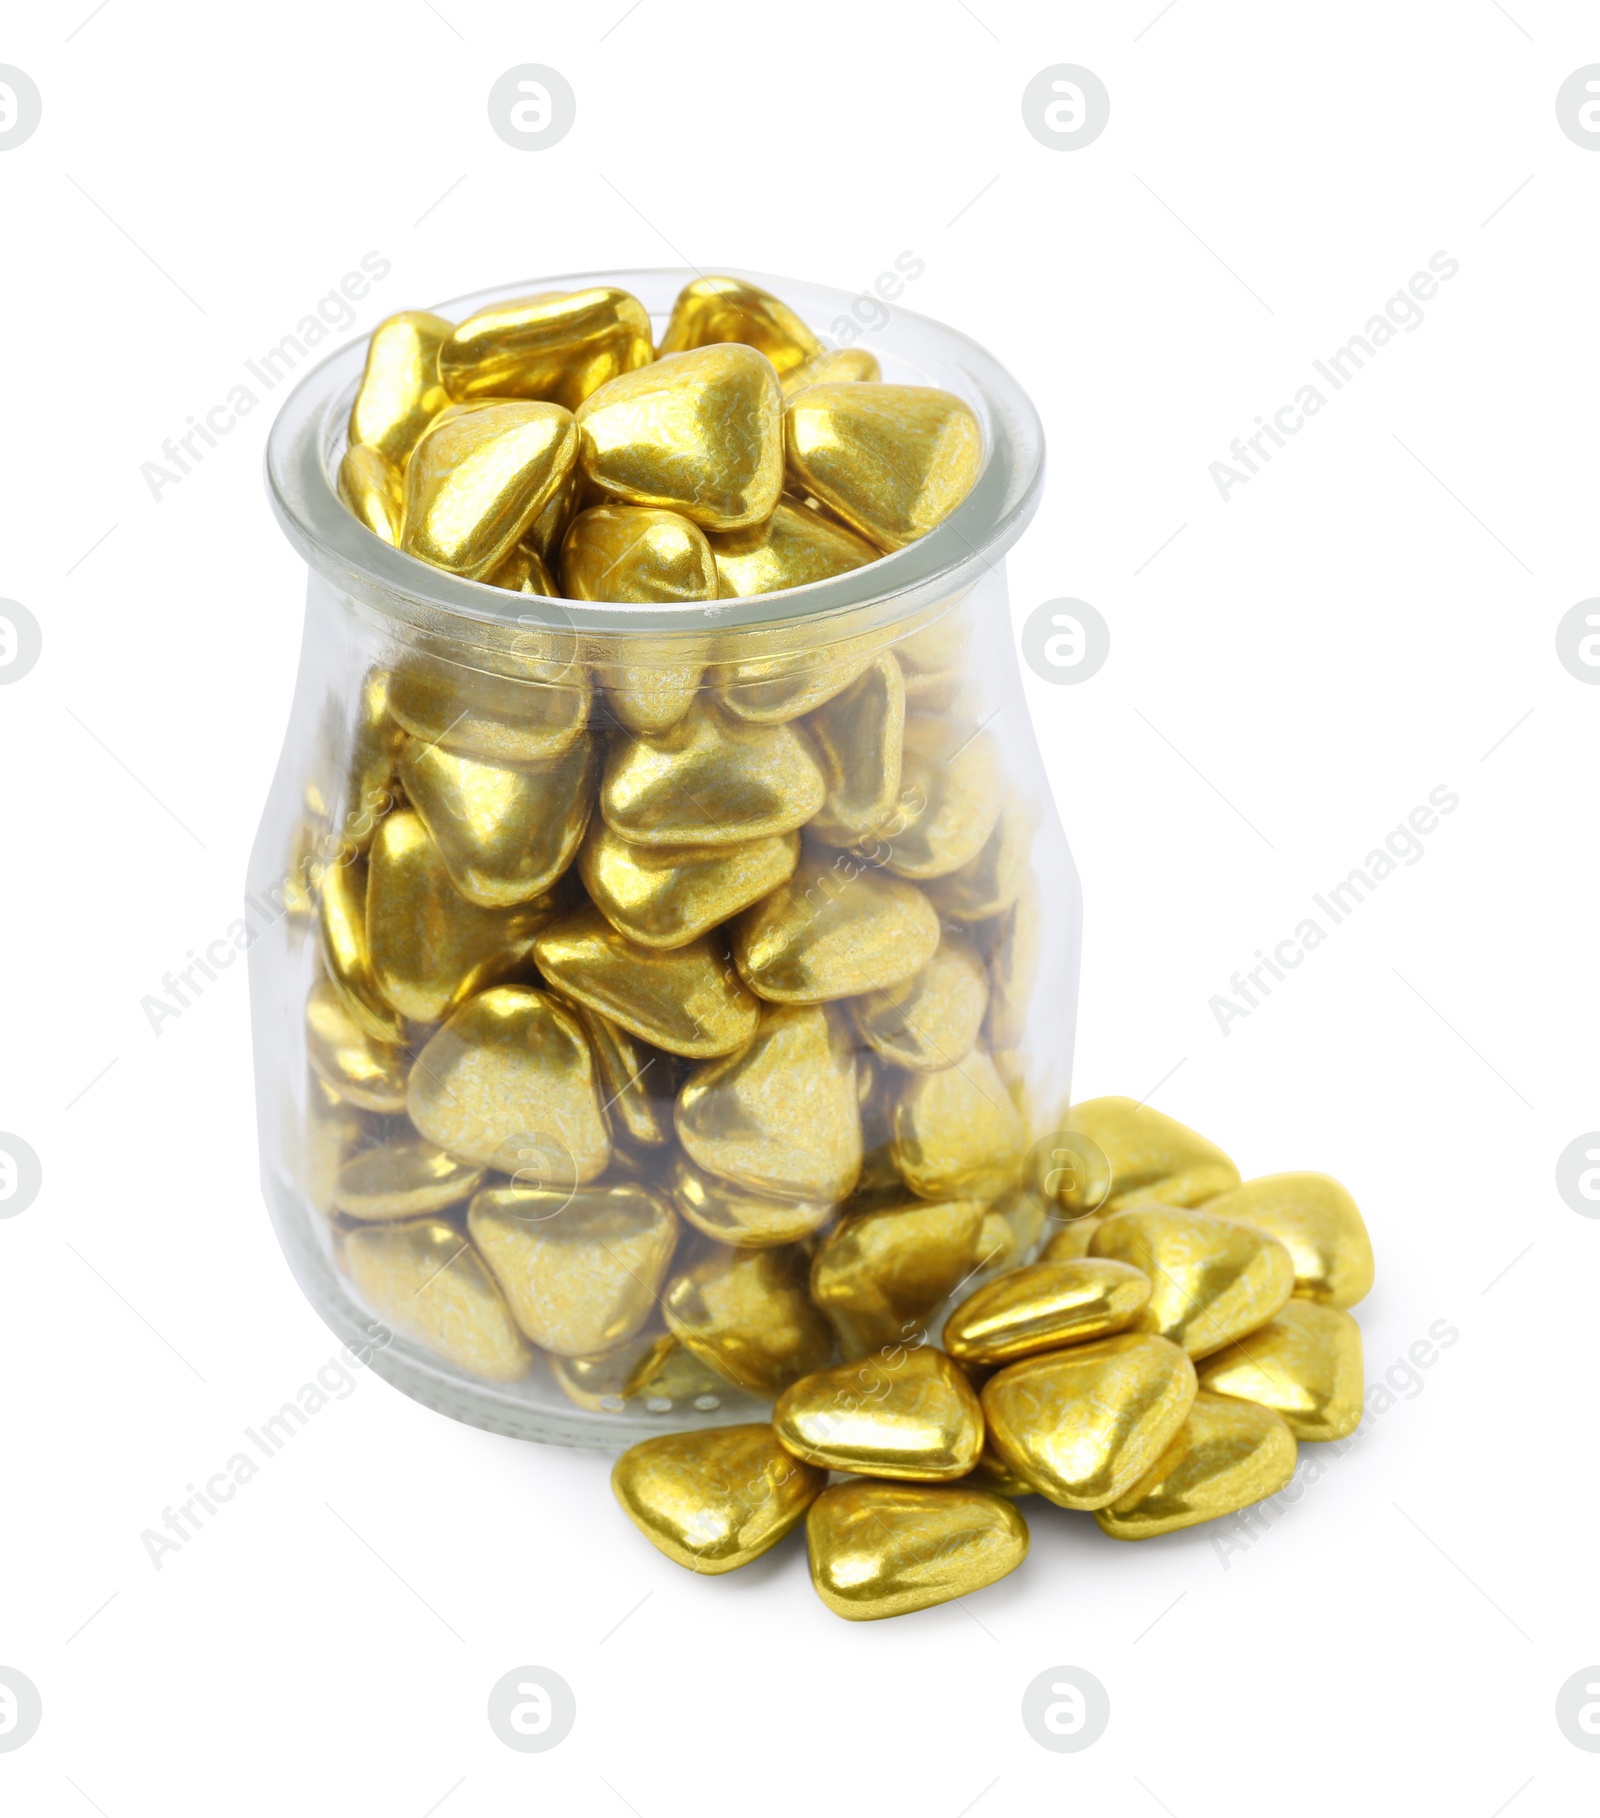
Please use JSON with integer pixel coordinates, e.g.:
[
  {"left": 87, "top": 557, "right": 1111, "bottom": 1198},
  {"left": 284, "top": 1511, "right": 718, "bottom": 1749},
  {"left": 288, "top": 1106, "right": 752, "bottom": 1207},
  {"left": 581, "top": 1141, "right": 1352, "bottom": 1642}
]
[
  {"left": 532, "top": 903, "right": 759, "bottom": 1059},
  {"left": 943, "top": 1259, "right": 1152, "bottom": 1366},
  {"left": 662, "top": 1242, "right": 834, "bottom": 1393},
  {"left": 981, "top": 1332, "right": 1198, "bottom": 1510},
  {"left": 401, "top": 401, "right": 579, "bottom": 579},
  {"left": 348, "top": 309, "right": 454, "bottom": 468},
  {"left": 318, "top": 856, "right": 406, "bottom": 1045},
  {"left": 366, "top": 811, "right": 547, "bottom": 1024},
  {"left": 406, "top": 985, "right": 611, "bottom": 1178},
  {"left": 1090, "top": 1206, "right": 1295, "bottom": 1359},
  {"left": 657, "top": 275, "right": 821, "bottom": 376},
  {"left": 305, "top": 979, "right": 409, "bottom": 1113},
  {"left": 707, "top": 498, "right": 879, "bottom": 600},
  {"left": 853, "top": 930, "right": 989, "bottom": 1072},
  {"left": 488, "top": 541, "right": 559, "bottom": 596},
  {"left": 588, "top": 633, "right": 710, "bottom": 736},
  {"left": 580, "top": 821, "right": 800, "bottom": 950},
  {"left": 1198, "top": 1172, "right": 1375, "bottom": 1309},
  {"left": 1196, "top": 1299, "right": 1364, "bottom": 1440},
  {"left": 781, "top": 345, "right": 881, "bottom": 398},
  {"left": 891, "top": 1048, "right": 1026, "bottom": 1201},
  {"left": 337, "top": 444, "right": 403, "bottom": 545},
  {"left": 600, "top": 702, "right": 825, "bottom": 848},
  {"left": 612, "top": 1423, "right": 827, "bottom": 1574},
  {"left": 925, "top": 798, "right": 1034, "bottom": 922},
  {"left": 865, "top": 716, "right": 1002, "bottom": 880},
  {"left": 388, "top": 656, "right": 591, "bottom": 769},
  {"left": 773, "top": 1345, "right": 984, "bottom": 1480},
  {"left": 331, "top": 1135, "right": 485, "bottom": 1221},
  {"left": 806, "top": 1481, "right": 1029, "bottom": 1621},
  {"left": 733, "top": 849, "right": 941, "bottom": 1004},
  {"left": 810, "top": 1195, "right": 985, "bottom": 1356},
  {"left": 1056, "top": 1096, "right": 1241, "bottom": 1216},
  {"left": 676, "top": 1004, "right": 862, "bottom": 1202},
  {"left": 806, "top": 653, "right": 905, "bottom": 844},
  {"left": 1094, "top": 1392, "right": 1297, "bottom": 1540},
  {"left": 439, "top": 286, "right": 653, "bottom": 410},
  {"left": 560, "top": 505, "right": 718, "bottom": 605},
  {"left": 397, "top": 734, "right": 594, "bottom": 909},
  {"left": 577, "top": 344, "right": 784, "bottom": 531},
  {"left": 466, "top": 1182, "right": 677, "bottom": 1356},
  {"left": 343, "top": 1216, "right": 533, "bottom": 1382},
  {"left": 785, "top": 383, "right": 982, "bottom": 551},
  {"left": 671, "top": 1152, "right": 836, "bottom": 1249}
]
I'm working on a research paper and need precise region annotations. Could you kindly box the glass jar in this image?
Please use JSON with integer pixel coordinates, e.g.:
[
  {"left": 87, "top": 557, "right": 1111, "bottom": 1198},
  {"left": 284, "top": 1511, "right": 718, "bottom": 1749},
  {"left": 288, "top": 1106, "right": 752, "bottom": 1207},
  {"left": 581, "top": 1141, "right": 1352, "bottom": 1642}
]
[{"left": 251, "top": 268, "right": 1079, "bottom": 1446}]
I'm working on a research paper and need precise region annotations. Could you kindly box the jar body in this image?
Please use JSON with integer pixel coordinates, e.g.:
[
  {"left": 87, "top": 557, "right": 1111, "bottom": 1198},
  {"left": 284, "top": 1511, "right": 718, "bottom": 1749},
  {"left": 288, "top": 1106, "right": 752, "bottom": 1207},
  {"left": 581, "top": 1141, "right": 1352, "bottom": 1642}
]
[{"left": 251, "top": 272, "right": 1079, "bottom": 1447}]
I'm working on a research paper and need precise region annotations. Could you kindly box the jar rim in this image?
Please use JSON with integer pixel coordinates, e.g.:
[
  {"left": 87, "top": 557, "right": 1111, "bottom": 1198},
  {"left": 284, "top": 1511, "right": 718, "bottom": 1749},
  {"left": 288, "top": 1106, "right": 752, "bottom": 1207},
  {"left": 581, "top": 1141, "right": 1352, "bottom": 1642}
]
[{"left": 264, "top": 266, "right": 1045, "bottom": 638}]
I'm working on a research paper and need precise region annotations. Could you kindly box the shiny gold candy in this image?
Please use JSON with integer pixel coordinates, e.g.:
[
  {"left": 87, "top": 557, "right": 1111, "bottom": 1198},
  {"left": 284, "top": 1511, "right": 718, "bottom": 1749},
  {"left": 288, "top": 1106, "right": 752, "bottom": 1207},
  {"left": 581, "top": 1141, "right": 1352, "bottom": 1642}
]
[
  {"left": 1094, "top": 1392, "right": 1297, "bottom": 1540},
  {"left": 343, "top": 1216, "right": 533, "bottom": 1381},
  {"left": 658, "top": 275, "right": 820, "bottom": 376},
  {"left": 488, "top": 542, "right": 559, "bottom": 596},
  {"left": 925, "top": 798, "right": 1033, "bottom": 922},
  {"left": 1040, "top": 1215, "right": 1102, "bottom": 1263},
  {"left": 671, "top": 1152, "right": 835, "bottom": 1249},
  {"left": 366, "top": 811, "right": 546, "bottom": 1024},
  {"left": 345, "top": 668, "right": 402, "bottom": 851},
  {"left": 398, "top": 734, "right": 594, "bottom": 908},
  {"left": 388, "top": 656, "right": 591, "bottom": 768},
  {"left": 774, "top": 1345, "right": 983, "bottom": 1480},
  {"left": 577, "top": 345, "right": 784, "bottom": 532},
  {"left": 348, "top": 309, "right": 454, "bottom": 467},
  {"left": 581, "top": 821, "right": 799, "bottom": 950},
  {"left": 733, "top": 849, "right": 940, "bottom": 1004},
  {"left": 944, "top": 1259, "right": 1152, "bottom": 1366},
  {"left": 1090, "top": 1206, "right": 1295, "bottom": 1360},
  {"left": 561, "top": 505, "right": 718, "bottom": 605},
  {"left": 711, "top": 641, "right": 877, "bottom": 726},
  {"left": 806, "top": 654, "right": 905, "bottom": 845},
  {"left": 892, "top": 1048, "right": 1026, "bottom": 1201},
  {"left": 612, "top": 1423, "right": 826, "bottom": 1574},
  {"left": 547, "top": 1328, "right": 694, "bottom": 1412},
  {"left": 785, "top": 384, "right": 982, "bottom": 552},
  {"left": 677, "top": 1004, "right": 862, "bottom": 1202},
  {"left": 533, "top": 904, "right": 758, "bottom": 1059},
  {"left": 318, "top": 857, "right": 406, "bottom": 1045},
  {"left": 600, "top": 703, "right": 825, "bottom": 847},
  {"left": 564, "top": 1002, "right": 673, "bottom": 1147},
  {"left": 401, "top": 401, "right": 579, "bottom": 580},
  {"left": 982, "top": 1332, "right": 1198, "bottom": 1510},
  {"left": 627, "top": 1335, "right": 737, "bottom": 1403},
  {"left": 331, "top": 1135, "right": 485, "bottom": 1221},
  {"left": 867, "top": 716, "right": 1002, "bottom": 880},
  {"left": 1197, "top": 1299, "right": 1364, "bottom": 1441},
  {"left": 973, "top": 1184, "right": 1051, "bottom": 1278},
  {"left": 305, "top": 1076, "right": 364, "bottom": 1214},
  {"left": 439, "top": 287, "right": 653, "bottom": 410},
  {"left": 589, "top": 634, "right": 709, "bottom": 736},
  {"left": 1056, "top": 1096, "right": 1241, "bottom": 1216},
  {"left": 854, "top": 930, "right": 988, "bottom": 1072},
  {"left": 1199, "top": 1172, "right": 1375, "bottom": 1310},
  {"left": 781, "top": 345, "right": 881, "bottom": 398},
  {"left": 406, "top": 985, "right": 611, "bottom": 1178},
  {"left": 708, "top": 499, "right": 879, "bottom": 600},
  {"left": 984, "top": 881, "right": 1040, "bottom": 1052},
  {"left": 337, "top": 444, "right": 403, "bottom": 545},
  {"left": 806, "top": 1480, "right": 1028, "bottom": 1621},
  {"left": 810, "top": 1196, "right": 985, "bottom": 1356},
  {"left": 663, "top": 1243, "right": 834, "bottom": 1393},
  {"left": 467, "top": 1182, "right": 677, "bottom": 1356},
  {"left": 305, "top": 979, "right": 409, "bottom": 1113}
]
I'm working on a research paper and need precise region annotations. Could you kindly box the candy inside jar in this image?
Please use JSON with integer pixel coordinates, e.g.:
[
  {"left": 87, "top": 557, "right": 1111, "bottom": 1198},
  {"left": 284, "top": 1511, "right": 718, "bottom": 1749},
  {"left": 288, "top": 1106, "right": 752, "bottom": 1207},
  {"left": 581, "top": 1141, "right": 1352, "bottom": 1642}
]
[{"left": 254, "top": 268, "right": 1076, "bottom": 1444}]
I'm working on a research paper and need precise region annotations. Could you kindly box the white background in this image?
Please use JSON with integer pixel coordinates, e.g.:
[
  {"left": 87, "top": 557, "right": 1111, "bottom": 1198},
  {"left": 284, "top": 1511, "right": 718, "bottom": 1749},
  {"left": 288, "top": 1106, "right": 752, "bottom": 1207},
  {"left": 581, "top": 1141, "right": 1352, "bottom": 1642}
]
[{"left": 1, "top": 1, "right": 1595, "bottom": 1812}]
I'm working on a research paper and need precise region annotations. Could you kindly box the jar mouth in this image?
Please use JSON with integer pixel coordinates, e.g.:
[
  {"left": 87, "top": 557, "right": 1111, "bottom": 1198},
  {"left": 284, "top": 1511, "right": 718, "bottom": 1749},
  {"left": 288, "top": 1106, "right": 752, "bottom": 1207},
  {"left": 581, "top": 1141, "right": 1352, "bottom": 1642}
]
[{"left": 264, "top": 267, "right": 1045, "bottom": 639}]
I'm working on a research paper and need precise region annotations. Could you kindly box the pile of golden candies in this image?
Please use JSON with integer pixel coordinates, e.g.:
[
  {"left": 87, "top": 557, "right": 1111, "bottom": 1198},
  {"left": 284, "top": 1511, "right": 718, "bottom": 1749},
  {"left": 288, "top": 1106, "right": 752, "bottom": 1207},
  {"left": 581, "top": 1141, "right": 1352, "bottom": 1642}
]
[
  {"left": 334, "top": 274, "right": 982, "bottom": 595},
  {"left": 612, "top": 1103, "right": 1375, "bottom": 1620}
]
